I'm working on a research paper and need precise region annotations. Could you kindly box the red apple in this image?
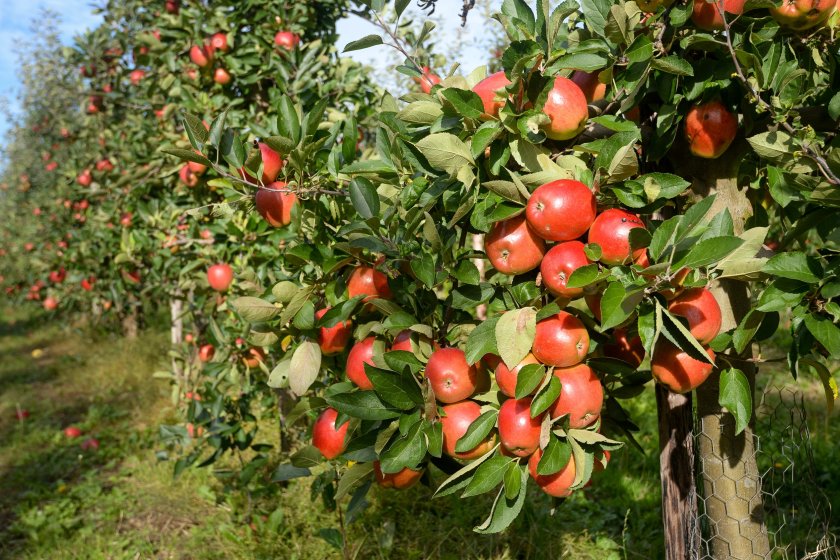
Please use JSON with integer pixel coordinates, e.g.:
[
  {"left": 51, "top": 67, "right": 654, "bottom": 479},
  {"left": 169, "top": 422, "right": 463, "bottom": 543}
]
[
  {"left": 472, "top": 71, "right": 511, "bottom": 118},
  {"left": 571, "top": 71, "right": 606, "bottom": 103},
  {"left": 691, "top": 0, "right": 746, "bottom": 30},
  {"left": 540, "top": 241, "right": 593, "bottom": 299},
  {"left": 64, "top": 426, "right": 83, "bottom": 438},
  {"left": 549, "top": 363, "right": 603, "bottom": 428},
  {"left": 651, "top": 342, "right": 715, "bottom": 393},
  {"left": 587, "top": 208, "right": 647, "bottom": 266},
  {"left": 541, "top": 76, "right": 589, "bottom": 141},
  {"left": 81, "top": 438, "right": 100, "bottom": 451},
  {"left": 315, "top": 308, "right": 352, "bottom": 355},
  {"left": 525, "top": 179, "right": 596, "bottom": 242},
  {"left": 347, "top": 266, "right": 392, "bottom": 301},
  {"left": 207, "top": 263, "right": 234, "bottom": 292},
  {"left": 485, "top": 214, "right": 546, "bottom": 275},
  {"left": 494, "top": 354, "right": 540, "bottom": 398},
  {"left": 532, "top": 311, "right": 590, "bottom": 367},
  {"left": 189, "top": 44, "right": 211, "bottom": 67},
  {"left": 685, "top": 101, "right": 738, "bottom": 159},
  {"left": 312, "top": 407, "right": 349, "bottom": 459},
  {"left": 129, "top": 69, "right": 145, "bottom": 85},
  {"left": 498, "top": 397, "right": 543, "bottom": 457},
  {"left": 210, "top": 32, "right": 230, "bottom": 52},
  {"left": 426, "top": 348, "right": 483, "bottom": 404},
  {"left": 346, "top": 337, "right": 376, "bottom": 390},
  {"left": 198, "top": 344, "right": 215, "bottom": 362},
  {"left": 668, "top": 288, "right": 723, "bottom": 345},
  {"left": 77, "top": 170, "right": 92, "bottom": 187},
  {"left": 528, "top": 447, "right": 576, "bottom": 497},
  {"left": 374, "top": 461, "right": 424, "bottom": 489},
  {"left": 274, "top": 31, "right": 300, "bottom": 50},
  {"left": 213, "top": 68, "right": 231, "bottom": 85},
  {"left": 440, "top": 400, "right": 497, "bottom": 460}
]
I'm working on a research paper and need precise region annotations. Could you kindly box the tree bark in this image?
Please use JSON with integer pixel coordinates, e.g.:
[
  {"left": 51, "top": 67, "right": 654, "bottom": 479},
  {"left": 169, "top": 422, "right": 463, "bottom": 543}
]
[
  {"left": 657, "top": 386, "right": 700, "bottom": 560},
  {"left": 685, "top": 142, "right": 771, "bottom": 559},
  {"left": 170, "top": 295, "right": 184, "bottom": 380}
]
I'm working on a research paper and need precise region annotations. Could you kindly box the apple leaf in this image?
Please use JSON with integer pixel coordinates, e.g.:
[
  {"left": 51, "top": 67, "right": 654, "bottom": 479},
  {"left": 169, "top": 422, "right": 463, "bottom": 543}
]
[
  {"left": 473, "top": 467, "right": 528, "bottom": 534},
  {"left": 718, "top": 368, "right": 752, "bottom": 435},
  {"left": 461, "top": 454, "right": 512, "bottom": 497},
  {"left": 289, "top": 340, "right": 322, "bottom": 396},
  {"left": 495, "top": 307, "right": 537, "bottom": 369},
  {"left": 455, "top": 410, "right": 498, "bottom": 453}
]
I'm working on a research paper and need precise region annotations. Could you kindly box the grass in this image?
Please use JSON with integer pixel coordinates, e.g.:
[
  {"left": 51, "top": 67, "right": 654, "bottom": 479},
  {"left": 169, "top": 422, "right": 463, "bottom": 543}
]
[{"left": 0, "top": 306, "right": 837, "bottom": 559}]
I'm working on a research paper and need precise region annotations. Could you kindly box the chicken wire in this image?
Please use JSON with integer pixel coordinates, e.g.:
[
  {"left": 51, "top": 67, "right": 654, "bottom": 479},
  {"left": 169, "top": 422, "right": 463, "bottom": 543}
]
[{"left": 694, "top": 384, "right": 839, "bottom": 560}]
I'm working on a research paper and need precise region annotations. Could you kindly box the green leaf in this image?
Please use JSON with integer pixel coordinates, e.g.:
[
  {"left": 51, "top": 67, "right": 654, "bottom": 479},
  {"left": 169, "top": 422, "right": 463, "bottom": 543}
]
[
  {"left": 410, "top": 253, "right": 436, "bottom": 289},
  {"left": 648, "top": 216, "right": 680, "bottom": 261},
  {"left": 231, "top": 297, "right": 279, "bottom": 322},
  {"left": 675, "top": 196, "right": 716, "bottom": 242},
  {"left": 473, "top": 469, "right": 528, "bottom": 534},
  {"left": 763, "top": 252, "right": 822, "bottom": 283},
  {"left": 515, "top": 363, "right": 546, "bottom": 399},
  {"left": 455, "top": 411, "right": 498, "bottom": 453},
  {"left": 279, "top": 286, "right": 315, "bottom": 326},
  {"left": 440, "top": 88, "right": 485, "bottom": 120},
  {"left": 566, "top": 264, "right": 603, "bottom": 289},
  {"left": 324, "top": 391, "right": 402, "bottom": 421},
  {"left": 272, "top": 463, "right": 311, "bottom": 482},
  {"left": 343, "top": 34, "right": 383, "bottom": 52},
  {"left": 379, "top": 421, "right": 427, "bottom": 473},
  {"left": 349, "top": 177, "right": 380, "bottom": 219},
  {"left": 719, "top": 368, "right": 752, "bottom": 435},
  {"left": 433, "top": 445, "right": 497, "bottom": 497},
  {"left": 537, "top": 436, "right": 572, "bottom": 476},
  {"left": 757, "top": 279, "right": 808, "bottom": 312},
  {"left": 503, "top": 462, "right": 522, "bottom": 499},
  {"left": 626, "top": 34, "right": 653, "bottom": 63},
  {"left": 415, "top": 133, "right": 475, "bottom": 176},
  {"left": 747, "top": 131, "right": 797, "bottom": 161},
  {"left": 335, "top": 462, "right": 374, "bottom": 500},
  {"left": 679, "top": 236, "right": 744, "bottom": 269},
  {"left": 659, "top": 302, "right": 714, "bottom": 364},
  {"left": 268, "top": 359, "right": 291, "bottom": 389},
  {"left": 803, "top": 315, "right": 840, "bottom": 356},
  {"left": 829, "top": 91, "right": 840, "bottom": 121},
  {"left": 365, "top": 364, "right": 424, "bottom": 410},
  {"left": 651, "top": 56, "right": 694, "bottom": 76},
  {"left": 182, "top": 113, "right": 209, "bottom": 146},
  {"left": 580, "top": 0, "right": 611, "bottom": 36},
  {"left": 495, "top": 307, "right": 537, "bottom": 369},
  {"left": 383, "top": 350, "right": 424, "bottom": 375},
  {"left": 531, "top": 375, "right": 562, "bottom": 418},
  {"left": 462, "top": 454, "right": 512, "bottom": 497},
  {"left": 289, "top": 341, "right": 322, "bottom": 396},
  {"left": 601, "top": 283, "right": 645, "bottom": 331},
  {"left": 466, "top": 318, "right": 500, "bottom": 364},
  {"left": 161, "top": 147, "right": 212, "bottom": 166},
  {"left": 732, "top": 309, "right": 765, "bottom": 355},
  {"left": 797, "top": 357, "right": 837, "bottom": 414}
]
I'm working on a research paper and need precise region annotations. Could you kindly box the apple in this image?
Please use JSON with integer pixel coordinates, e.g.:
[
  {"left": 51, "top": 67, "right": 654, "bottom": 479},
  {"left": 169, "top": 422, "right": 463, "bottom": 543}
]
[
  {"left": 129, "top": 69, "right": 145, "bottom": 85},
  {"left": 165, "top": 0, "right": 179, "bottom": 14},
  {"left": 188, "top": 150, "right": 207, "bottom": 175},
  {"left": 549, "top": 363, "right": 603, "bottom": 428},
  {"left": 485, "top": 214, "right": 546, "bottom": 275},
  {"left": 244, "top": 143, "right": 286, "bottom": 185},
  {"left": 528, "top": 447, "right": 576, "bottom": 497},
  {"left": 77, "top": 170, "right": 92, "bottom": 187},
  {"left": 495, "top": 354, "right": 540, "bottom": 398},
  {"left": 119, "top": 212, "right": 132, "bottom": 227},
  {"left": 242, "top": 347, "right": 266, "bottom": 368},
  {"left": 96, "top": 158, "right": 114, "bottom": 172},
  {"left": 685, "top": 101, "right": 738, "bottom": 159},
  {"left": 210, "top": 32, "right": 230, "bottom": 52},
  {"left": 274, "top": 31, "right": 300, "bottom": 50},
  {"left": 541, "top": 76, "right": 589, "bottom": 141},
  {"left": 532, "top": 311, "right": 590, "bottom": 367},
  {"left": 587, "top": 208, "right": 647, "bottom": 266},
  {"left": 179, "top": 164, "right": 199, "bottom": 186},
  {"left": 213, "top": 68, "right": 231, "bottom": 85},
  {"left": 43, "top": 296, "right": 58, "bottom": 311},
  {"left": 603, "top": 328, "right": 645, "bottom": 367},
  {"left": 207, "top": 263, "right": 234, "bottom": 292},
  {"left": 540, "top": 241, "right": 593, "bottom": 299},
  {"left": 691, "top": 0, "right": 746, "bottom": 30},
  {"left": 498, "top": 397, "right": 543, "bottom": 457},
  {"left": 426, "top": 348, "right": 483, "bottom": 404},
  {"left": 346, "top": 337, "right": 376, "bottom": 390},
  {"left": 45, "top": 162, "right": 58, "bottom": 172},
  {"left": 772, "top": 0, "right": 835, "bottom": 29},
  {"left": 125, "top": 270, "right": 141, "bottom": 284},
  {"left": 651, "top": 342, "right": 715, "bottom": 393},
  {"left": 525, "top": 179, "right": 597, "bottom": 242},
  {"left": 347, "top": 266, "right": 392, "bottom": 301},
  {"left": 414, "top": 66, "right": 441, "bottom": 94},
  {"left": 198, "top": 344, "right": 215, "bottom": 362},
  {"left": 81, "top": 438, "right": 100, "bottom": 451},
  {"left": 570, "top": 71, "right": 606, "bottom": 102},
  {"left": 472, "top": 71, "right": 512, "bottom": 118},
  {"left": 668, "top": 288, "right": 723, "bottom": 345},
  {"left": 80, "top": 277, "right": 95, "bottom": 291},
  {"left": 189, "top": 44, "right": 211, "bottom": 67},
  {"left": 315, "top": 308, "right": 352, "bottom": 355},
  {"left": 374, "top": 461, "right": 424, "bottom": 489},
  {"left": 312, "top": 407, "right": 349, "bottom": 460},
  {"left": 64, "top": 426, "right": 83, "bottom": 438},
  {"left": 440, "top": 400, "right": 497, "bottom": 459}
]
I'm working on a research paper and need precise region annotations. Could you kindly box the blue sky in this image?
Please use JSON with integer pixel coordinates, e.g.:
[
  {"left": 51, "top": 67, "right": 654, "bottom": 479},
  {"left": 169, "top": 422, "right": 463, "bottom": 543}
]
[{"left": 0, "top": 0, "right": 501, "bottom": 140}]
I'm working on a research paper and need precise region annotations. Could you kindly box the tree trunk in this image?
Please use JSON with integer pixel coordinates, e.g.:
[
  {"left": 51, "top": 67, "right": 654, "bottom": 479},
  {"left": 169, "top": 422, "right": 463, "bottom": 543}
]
[
  {"left": 687, "top": 143, "right": 771, "bottom": 559},
  {"left": 122, "top": 305, "right": 139, "bottom": 338},
  {"left": 657, "top": 386, "right": 700, "bottom": 560},
  {"left": 170, "top": 295, "right": 184, "bottom": 380}
]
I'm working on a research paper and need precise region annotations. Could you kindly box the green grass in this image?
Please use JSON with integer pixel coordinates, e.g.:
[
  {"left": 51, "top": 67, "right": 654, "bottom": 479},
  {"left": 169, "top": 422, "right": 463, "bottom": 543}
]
[{"left": 0, "top": 307, "right": 837, "bottom": 559}]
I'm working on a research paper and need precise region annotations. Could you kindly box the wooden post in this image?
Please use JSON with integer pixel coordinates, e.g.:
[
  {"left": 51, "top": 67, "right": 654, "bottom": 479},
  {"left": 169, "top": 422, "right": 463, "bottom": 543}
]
[{"left": 657, "top": 385, "right": 700, "bottom": 560}]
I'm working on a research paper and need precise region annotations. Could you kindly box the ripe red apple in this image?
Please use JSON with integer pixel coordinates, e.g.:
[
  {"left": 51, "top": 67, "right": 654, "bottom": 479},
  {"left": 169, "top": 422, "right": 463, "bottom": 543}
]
[
  {"left": 498, "top": 397, "right": 543, "bottom": 457},
  {"left": 772, "top": 0, "right": 835, "bottom": 29},
  {"left": 691, "top": 0, "right": 746, "bottom": 30},
  {"left": 495, "top": 354, "right": 540, "bottom": 398},
  {"left": 80, "top": 438, "right": 100, "bottom": 451},
  {"left": 347, "top": 266, "right": 392, "bottom": 301},
  {"left": 485, "top": 214, "right": 546, "bottom": 275},
  {"left": 164, "top": 0, "right": 179, "bottom": 14},
  {"left": 43, "top": 296, "right": 58, "bottom": 311},
  {"left": 346, "top": 337, "right": 376, "bottom": 390},
  {"left": 96, "top": 158, "right": 113, "bottom": 172},
  {"left": 391, "top": 329, "right": 414, "bottom": 352},
  {"left": 549, "top": 363, "right": 603, "bottom": 428},
  {"left": 119, "top": 212, "right": 132, "bottom": 227},
  {"left": 274, "top": 31, "right": 300, "bottom": 50},
  {"left": 525, "top": 179, "right": 597, "bottom": 242},
  {"left": 571, "top": 71, "right": 606, "bottom": 103},
  {"left": 426, "top": 348, "right": 483, "bottom": 403},
  {"left": 189, "top": 44, "right": 211, "bottom": 67},
  {"left": 651, "top": 342, "right": 715, "bottom": 393},
  {"left": 188, "top": 150, "right": 207, "bottom": 175},
  {"left": 207, "top": 263, "right": 234, "bottom": 292},
  {"left": 374, "top": 461, "right": 424, "bottom": 489},
  {"left": 540, "top": 241, "right": 593, "bottom": 299},
  {"left": 472, "top": 71, "right": 512, "bottom": 118},
  {"left": 179, "top": 164, "right": 199, "bottom": 186},
  {"left": 312, "top": 407, "right": 349, "bottom": 460},
  {"left": 440, "top": 400, "right": 497, "bottom": 460},
  {"left": 129, "top": 69, "right": 145, "bottom": 85},
  {"left": 77, "top": 170, "right": 92, "bottom": 187},
  {"left": 210, "top": 32, "right": 230, "bottom": 52},
  {"left": 242, "top": 347, "right": 266, "bottom": 368},
  {"left": 532, "top": 311, "right": 590, "bottom": 367},
  {"left": 587, "top": 208, "right": 647, "bottom": 266},
  {"left": 541, "top": 76, "right": 589, "bottom": 141},
  {"left": 603, "top": 328, "right": 645, "bottom": 366},
  {"left": 668, "top": 288, "right": 722, "bottom": 345},
  {"left": 685, "top": 101, "right": 738, "bottom": 159},
  {"left": 528, "top": 447, "right": 576, "bottom": 497},
  {"left": 81, "top": 277, "right": 95, "bottom": 291},
  {"left": 213, "top": 68, "right": 231, "bottom": 85},
  {"left": 198, "top": 344, "right": 215, "bottom": 362},
  {"left": 315, "top": 308, "right": 352, "bottom": 355},
  {"left": 45, "top": 161, "right": 58, "bottom": 172},
  {"left": 414, "top": 66, "right": 441, "bottom": 94},
  {"left": 64, "top": 426, "right": 83, "bottom": 438}
]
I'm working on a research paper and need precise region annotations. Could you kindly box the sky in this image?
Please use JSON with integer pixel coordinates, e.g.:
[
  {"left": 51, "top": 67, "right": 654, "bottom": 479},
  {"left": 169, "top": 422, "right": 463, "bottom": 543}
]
[{"left": 0, "top": 0, "right": 502, "bottom": 140}]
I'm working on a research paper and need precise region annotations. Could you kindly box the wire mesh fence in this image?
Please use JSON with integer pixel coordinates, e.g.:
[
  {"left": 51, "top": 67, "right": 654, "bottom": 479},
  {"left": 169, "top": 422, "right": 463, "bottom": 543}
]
[{"left": 695, "top": 383, "right": 839, "bottom": 560}]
